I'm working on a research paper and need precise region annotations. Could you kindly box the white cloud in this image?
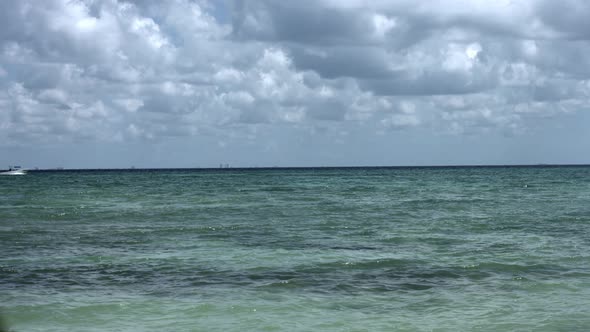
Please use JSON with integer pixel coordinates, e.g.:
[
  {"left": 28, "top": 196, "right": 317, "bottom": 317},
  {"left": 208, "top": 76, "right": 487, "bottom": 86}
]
[
  {"left": 381, "top": 114, "right": 421, "bottom": 129},
  {"left": 0, "top": 0, "right": 588, "bottom": 149}
]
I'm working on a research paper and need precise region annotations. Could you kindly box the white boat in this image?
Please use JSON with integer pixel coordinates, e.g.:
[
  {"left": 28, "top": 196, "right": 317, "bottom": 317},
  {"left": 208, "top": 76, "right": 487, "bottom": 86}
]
[{"left": 1, "top": 166, "right": 27, "bottom": 175}]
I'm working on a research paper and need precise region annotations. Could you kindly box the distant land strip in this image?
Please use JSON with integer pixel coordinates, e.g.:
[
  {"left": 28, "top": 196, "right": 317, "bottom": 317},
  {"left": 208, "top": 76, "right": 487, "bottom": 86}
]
[{"left": 25, "top": 164, "right": 590, "bottom": 172}]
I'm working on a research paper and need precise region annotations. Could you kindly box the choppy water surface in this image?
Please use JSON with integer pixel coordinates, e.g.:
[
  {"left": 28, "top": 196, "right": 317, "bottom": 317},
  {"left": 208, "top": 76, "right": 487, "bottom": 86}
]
[{"left": 1, "top": 167, "right": 590, "bottom": 331}]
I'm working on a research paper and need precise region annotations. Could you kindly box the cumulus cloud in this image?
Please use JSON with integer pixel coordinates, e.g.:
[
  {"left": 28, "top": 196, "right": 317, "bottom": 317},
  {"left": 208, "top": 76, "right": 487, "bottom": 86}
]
[{"left": 0, "top": 0, "right": 589, "bottom": 148}]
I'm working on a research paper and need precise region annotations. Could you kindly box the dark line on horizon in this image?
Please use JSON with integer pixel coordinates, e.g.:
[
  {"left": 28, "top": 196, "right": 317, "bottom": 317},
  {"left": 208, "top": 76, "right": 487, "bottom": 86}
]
[{"left": 24, "top": 164, "right": 590, "bottom": 172}]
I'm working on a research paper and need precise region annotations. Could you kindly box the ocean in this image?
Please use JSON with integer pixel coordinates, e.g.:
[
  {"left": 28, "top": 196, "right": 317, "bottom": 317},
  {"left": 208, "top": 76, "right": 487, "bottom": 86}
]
[{"left": 1, "top": 167, "right": 589, "bottom": 331}]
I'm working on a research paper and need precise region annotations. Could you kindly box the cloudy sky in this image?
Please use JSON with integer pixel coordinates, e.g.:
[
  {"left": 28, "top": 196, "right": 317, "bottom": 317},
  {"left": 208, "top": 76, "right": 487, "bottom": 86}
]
[{"left": 1, "top": 0, "right": 589, "bottom": 168}]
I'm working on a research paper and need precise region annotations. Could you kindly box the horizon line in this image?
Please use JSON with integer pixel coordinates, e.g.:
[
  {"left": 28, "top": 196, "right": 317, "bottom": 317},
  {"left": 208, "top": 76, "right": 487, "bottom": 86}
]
[{"left": 23, "top": 163, "right": 590, "bottom": 171}]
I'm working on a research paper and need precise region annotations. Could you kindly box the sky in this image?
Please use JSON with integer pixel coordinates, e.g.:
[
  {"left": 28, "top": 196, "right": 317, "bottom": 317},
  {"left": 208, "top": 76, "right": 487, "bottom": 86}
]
[{"left": 1, "top": 0, "right": 589, "bottom": 168}]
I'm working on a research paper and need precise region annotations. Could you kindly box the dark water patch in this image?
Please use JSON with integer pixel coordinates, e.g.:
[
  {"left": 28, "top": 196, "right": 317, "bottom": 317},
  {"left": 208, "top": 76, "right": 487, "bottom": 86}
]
[
  {"left": 464, "top": 262, "right": 567, "bottom": 277},
  {"left": 400, "top": 283, "right": 434, "bottom": 291},
  {"left": 328, "top": 245, "right": 379, "bottom": 250},
  {"left": 419, "top": 237, "right": 469, "bottom": 246},
  {"left": 380, "top": 236, "right": 415, "bottom": 245},
  {"left": 379, "top": 236, "right": 469, "bottom": 247},
  {"left": 0, "top": 254, "right": 584, "bottom": 300},
  {"left": 260, "top": 186, "right": 298, "bottom": 193}
]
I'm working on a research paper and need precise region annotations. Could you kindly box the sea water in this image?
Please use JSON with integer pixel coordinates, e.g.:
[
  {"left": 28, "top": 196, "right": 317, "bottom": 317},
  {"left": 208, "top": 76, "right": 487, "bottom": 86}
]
[{"left": 1, "top": 167, "right": 589, "bottom": 331}]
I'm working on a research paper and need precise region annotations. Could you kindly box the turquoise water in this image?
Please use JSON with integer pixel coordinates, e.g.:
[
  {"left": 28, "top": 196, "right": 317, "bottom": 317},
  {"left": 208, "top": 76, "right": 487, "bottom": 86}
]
[{"left": 1, "top": 167, "right": 590, "bottom": 331}]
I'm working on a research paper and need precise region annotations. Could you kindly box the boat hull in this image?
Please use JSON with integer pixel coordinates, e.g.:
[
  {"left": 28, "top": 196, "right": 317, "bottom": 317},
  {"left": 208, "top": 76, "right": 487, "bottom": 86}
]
[{"left": 0, "top": 170, "right": 27, "bottom": 175}]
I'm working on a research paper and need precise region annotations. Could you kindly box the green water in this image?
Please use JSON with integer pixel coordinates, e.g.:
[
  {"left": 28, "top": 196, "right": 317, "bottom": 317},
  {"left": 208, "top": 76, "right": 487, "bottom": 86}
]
[{"left": 1, "top": 167, "right": 590, "bottom": 331}]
